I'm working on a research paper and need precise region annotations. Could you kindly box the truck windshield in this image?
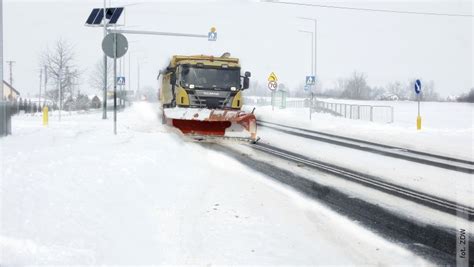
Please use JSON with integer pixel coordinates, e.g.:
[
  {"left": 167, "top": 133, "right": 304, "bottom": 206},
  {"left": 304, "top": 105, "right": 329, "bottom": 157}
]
[{"left": 180, "top": 67, "right": 240, "bottom": 89}]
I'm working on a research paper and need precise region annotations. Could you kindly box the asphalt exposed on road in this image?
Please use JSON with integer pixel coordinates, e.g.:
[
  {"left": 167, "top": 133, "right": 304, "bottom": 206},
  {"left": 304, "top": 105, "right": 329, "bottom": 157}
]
[
  {"left": 207, "top": 143, "right": 474, "bottom": 265},
  {"left": 258, "top": 121, "right": 474, "bottom": 174}
]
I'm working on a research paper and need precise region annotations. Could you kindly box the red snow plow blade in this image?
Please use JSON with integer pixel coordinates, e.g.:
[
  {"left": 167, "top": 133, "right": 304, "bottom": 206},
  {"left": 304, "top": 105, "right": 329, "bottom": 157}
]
[{"left": 163, "top": 108, "right": 257, "bottom": 142}]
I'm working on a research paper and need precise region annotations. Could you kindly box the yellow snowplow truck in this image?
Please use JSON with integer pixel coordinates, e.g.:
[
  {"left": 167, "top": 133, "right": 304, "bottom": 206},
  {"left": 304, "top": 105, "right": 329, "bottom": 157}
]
[{"left": 158, "top": 53, "right": 257, "bottom": 142}]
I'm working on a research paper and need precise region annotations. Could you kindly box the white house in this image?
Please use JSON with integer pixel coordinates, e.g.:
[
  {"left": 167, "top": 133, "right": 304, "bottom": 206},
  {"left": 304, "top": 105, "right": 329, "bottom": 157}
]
[{"left": 2, "top": 81, "right": 20, "bottom": 100}]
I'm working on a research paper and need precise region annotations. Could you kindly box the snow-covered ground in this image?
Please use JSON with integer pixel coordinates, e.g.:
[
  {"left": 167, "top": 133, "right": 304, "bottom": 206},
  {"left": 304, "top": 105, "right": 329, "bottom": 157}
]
[
  {"left": 243, "top": 99, "right": 473, "bottom": 229},
  {"left": 245, "top": 99, "right": 474, "bottom": 160},
  {"left": 242, "top": 129, "right": 472, "bottom": 231},
  {"left": 0, "top": 102, "right": 429, "bottom": 265}
]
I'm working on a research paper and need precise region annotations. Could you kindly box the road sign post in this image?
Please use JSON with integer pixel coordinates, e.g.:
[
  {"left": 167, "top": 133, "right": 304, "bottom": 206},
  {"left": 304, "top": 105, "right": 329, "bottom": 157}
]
[
  {"left": 117, "top": 76, "right": 125, "bottom": 86},
  {"left": 208, "top": 27, "right": 217, "bottom": 41},
  {"left": 268, "top": 72, "right": 278, "bottom": 111},
  {"left": 305, "top": 75, "right": 316, "bottom": 120},
  {"left": 102, "top": 33, "right": 128, "bottom": 135},
  {"left": 415, "top": 79, "right": 422, "bottom": 130}
]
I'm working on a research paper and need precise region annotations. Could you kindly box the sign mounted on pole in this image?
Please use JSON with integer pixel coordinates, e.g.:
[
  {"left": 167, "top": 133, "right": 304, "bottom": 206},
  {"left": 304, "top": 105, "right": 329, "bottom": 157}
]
[
  {"left": 414, "top": 79, "right": 422, "bottom": 130},
  {"left": 102, "top": 33, "right": 128, "bottom": 58},
  {"left": 267, "top": 72, "right": 278, "bottom": 91},
  {"left": 414, "top": 79, "right": 422, "bottom": 94},
  {"left": 304, "top": 85, "right": 310, "bottom": 92},
  {"left": 306, "top": 75, "right": 315, "bottom": 86},
  {"left": 268, "top": 81, "right": 278, "bottom": 91},
  {"left": 208, "top": 27, "right": 217, "bottom": 41},
  {"left": 101, "top": 33, "right": 128, "bottom": 136},
  {"left": 117, "top": 76, "right": 126, "bottom": 86},
  {"left": 268, "top": 72, "right": 278, "bottom": 82}
]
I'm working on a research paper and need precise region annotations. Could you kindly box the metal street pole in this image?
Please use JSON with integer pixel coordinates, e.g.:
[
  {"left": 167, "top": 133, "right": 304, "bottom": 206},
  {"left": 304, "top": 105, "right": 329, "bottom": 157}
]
[
  {"left": 298, "top": 17, "right": 317, "bottom": 78},
  {"left": 299, "top": 30, "right": 314, "bottom": 120},
  {"left": 0, "top": 0, "right": 4, "bottom": 134},
  {"left": 137, "top": 59, "right": 140, "bottom": 97},
  {"left": 113, "top": 34, "right": 117, "bottom": 135},
  {"left": 58, "top": 69, "right": 62, "bottom": 121},
  {"left": 102, "top": 0, "right": 108, "bottom": 119},
  {"left": 298, "top": 30, "right": 314, "bottom": 76},
  {"left": 0, "top": 0, "right": 2, "bottom": 101},
  {"left": 299, "top": 17, "right": 317, "bottom": 120},
  {"left": 43, "top": 65, "right": 47, "bottom": 107},
  {"left": 128, "top": 50, "right": 131, "bottom": 93},
  {"left": 108, "top": 29, "right": 208, "bottom": 39}
]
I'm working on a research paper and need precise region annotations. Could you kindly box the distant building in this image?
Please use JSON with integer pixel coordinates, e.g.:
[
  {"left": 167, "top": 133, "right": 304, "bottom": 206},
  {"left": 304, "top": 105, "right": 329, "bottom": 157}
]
[{"left": 2, "top": 81, "right": 20, "bottom": 100}]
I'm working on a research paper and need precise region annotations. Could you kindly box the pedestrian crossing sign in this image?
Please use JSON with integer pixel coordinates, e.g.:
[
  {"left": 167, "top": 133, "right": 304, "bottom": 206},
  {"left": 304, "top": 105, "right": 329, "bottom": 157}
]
[{"left": 117, "top": 76, "right": 126, "bottom": 86}]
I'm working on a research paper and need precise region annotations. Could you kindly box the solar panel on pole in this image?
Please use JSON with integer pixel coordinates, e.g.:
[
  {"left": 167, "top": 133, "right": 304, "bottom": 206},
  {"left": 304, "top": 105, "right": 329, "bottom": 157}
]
[
  {"left": 86, "top": 8, "right": 100, "bottom": 25},
  {"left": 92, "top": 10, "right": 104, "bottom": 25},
  {"left": 106, "top": 8, "right": 116, "bottom": 20},
  {"left": 109, "top": 8, "right": 124, "bottom": 24},
  {"left": 86, "top": 7, "right": 124, "bottom": 26}
]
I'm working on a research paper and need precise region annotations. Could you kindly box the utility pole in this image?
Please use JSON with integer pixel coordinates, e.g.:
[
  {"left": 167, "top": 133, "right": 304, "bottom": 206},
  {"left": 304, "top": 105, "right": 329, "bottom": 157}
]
[
  {"left": 128, "top": 50, "right": 131, "bottom": 99},
  {"left": 0, "top": 0, "right": 3, "bottom": 101},
  {"left": 102, "top": 0, "right": 108, "bottom": 119},
  {"left": 0, "top": 0, "right": 6, "bottom": 136},
  {"left": 6, "top": 60, "right": 14, "bottom": 86}
]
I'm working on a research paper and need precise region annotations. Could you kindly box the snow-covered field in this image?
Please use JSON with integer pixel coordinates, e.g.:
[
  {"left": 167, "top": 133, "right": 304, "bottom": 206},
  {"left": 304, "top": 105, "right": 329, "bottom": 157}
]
[
  {"left": 0, "top": 102, "right": 428, "bottom": 265},
  {"left": 245, "top": 99, "right": 474, "bottom": 160}
]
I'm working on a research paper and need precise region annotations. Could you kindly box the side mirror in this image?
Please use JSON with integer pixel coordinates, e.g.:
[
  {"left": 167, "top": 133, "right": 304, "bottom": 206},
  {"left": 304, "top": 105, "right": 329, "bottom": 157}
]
[
  {"left": 170, "top": 74, "right": 177, "bottom": 85},
  {"left": 245, "top": 71, "right": 251, "bottom": 78},
  {"left": 243, "top": 77, "right": 250, "bottom": 90},
  {"left": 157, "top": 70, "right": 165, "bottom": 80}
]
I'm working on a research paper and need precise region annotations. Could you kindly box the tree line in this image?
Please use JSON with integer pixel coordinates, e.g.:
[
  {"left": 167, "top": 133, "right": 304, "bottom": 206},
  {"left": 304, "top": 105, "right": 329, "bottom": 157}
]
[
  {"left": 247, "top": 71, "right": 473, "bottom": 102},
  {"left": 34, "top": 38, "right": 117, "bottom": 106}
]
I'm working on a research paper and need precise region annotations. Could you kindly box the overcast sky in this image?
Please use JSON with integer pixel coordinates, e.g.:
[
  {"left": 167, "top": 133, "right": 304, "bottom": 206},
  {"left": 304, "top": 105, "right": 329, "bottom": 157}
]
[{"left": 3, "top": 0, "right": 473, "bottom": 97}]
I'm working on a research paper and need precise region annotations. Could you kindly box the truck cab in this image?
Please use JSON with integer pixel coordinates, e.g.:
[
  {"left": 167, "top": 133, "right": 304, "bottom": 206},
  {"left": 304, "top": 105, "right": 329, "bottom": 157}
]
[{"left": 159, "top": 54, "right": 251, "bottom": 110}]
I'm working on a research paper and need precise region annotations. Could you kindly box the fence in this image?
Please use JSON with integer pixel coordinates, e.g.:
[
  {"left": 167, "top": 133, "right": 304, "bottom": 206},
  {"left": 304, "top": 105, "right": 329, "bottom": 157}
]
[
  {"left": 244, "top": 96, "right": 394, "bottom": 124},
  {"left": 0, "top": 102, "right": 12, "bottom": 136},
  {"left": 313, "top": 100, "right": 394, "bottom": 123}
]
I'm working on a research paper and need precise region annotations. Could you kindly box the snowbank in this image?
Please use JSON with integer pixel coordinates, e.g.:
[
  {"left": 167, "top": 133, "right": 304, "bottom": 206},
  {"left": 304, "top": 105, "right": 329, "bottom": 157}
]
[{"left": 0, "top": 102, "right": 428, "bottom": 264}]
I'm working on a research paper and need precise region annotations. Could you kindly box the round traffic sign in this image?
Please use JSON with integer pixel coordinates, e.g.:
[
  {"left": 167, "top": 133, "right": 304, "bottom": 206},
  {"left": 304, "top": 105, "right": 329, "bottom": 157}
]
[
  {"left": 102, "top": 33, "right": 128, "bottom": 59},
  {"left": 268, "top": 81, "right": 278, "bottom": 91}
]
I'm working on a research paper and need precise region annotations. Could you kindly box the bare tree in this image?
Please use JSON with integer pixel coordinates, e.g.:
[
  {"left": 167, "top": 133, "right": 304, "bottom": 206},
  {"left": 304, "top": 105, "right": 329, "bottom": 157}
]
[
  {"left": 89, "top": 58, "right": 114, "bottom": 93},
  {"left": 387, "top": 81, "right": 406, "bottom": 100},
  {"left": 341, "top": 72, "right": 371, "bottom": 100},
  {"left": 420, "top": 81, "right": 439, "bottom": 101},
  {"left": 42, "top": 38, "right": 79, "bottom": 104}
]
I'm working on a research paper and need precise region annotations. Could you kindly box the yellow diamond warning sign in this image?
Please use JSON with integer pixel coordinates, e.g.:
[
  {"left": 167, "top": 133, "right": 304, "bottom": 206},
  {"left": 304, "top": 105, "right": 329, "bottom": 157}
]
[{"left": 268, "top": 72, "right": 278, "bottom": 82}]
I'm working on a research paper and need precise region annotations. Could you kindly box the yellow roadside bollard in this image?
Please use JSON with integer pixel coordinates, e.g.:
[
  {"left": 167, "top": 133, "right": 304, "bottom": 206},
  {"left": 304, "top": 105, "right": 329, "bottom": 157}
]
[
  {"left": 42, "top": 106, "right": 49, "bottom": 126},
  {"left": 417, "top": 115, "right": 422, "bottom": 130}
]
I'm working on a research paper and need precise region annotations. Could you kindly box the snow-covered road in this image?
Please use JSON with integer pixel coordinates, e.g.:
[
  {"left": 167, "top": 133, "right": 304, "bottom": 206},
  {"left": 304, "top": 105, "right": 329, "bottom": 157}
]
[{"left": 0, "top": 102, "right": 428, "bottom": 265}]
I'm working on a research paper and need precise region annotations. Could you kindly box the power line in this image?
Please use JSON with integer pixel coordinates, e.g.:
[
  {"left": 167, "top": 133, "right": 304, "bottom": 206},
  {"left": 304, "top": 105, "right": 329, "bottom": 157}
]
[{"left": 262, "top": 0, "right": 474, "bottom": 18}]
